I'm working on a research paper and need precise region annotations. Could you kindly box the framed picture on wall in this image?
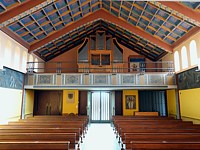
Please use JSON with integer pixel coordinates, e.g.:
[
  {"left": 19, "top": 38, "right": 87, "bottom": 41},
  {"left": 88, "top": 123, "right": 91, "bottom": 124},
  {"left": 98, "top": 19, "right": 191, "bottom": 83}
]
[
  {"left": 67, "top": 92, "right": 75, "bottom": 103},
  {"left": 128, "top": 56, "right": 145, "bottom": 72},
  {"left": 125, "top": 95, "right": 136, "bottom": 109}
]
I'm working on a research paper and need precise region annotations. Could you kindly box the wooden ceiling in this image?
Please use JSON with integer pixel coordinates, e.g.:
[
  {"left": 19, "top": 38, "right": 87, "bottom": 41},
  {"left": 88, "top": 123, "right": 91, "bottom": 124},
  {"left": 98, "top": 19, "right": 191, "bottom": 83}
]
[{"left": 0, "top": 0, "right": 200, "bottom": 61}]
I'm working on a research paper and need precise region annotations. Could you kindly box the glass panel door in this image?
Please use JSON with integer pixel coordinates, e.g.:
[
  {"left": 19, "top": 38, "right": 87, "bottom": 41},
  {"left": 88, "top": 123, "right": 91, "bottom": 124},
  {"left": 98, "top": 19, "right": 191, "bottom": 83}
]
[{"left": 91, "top": 91, "right": 110, "bottom": 123}]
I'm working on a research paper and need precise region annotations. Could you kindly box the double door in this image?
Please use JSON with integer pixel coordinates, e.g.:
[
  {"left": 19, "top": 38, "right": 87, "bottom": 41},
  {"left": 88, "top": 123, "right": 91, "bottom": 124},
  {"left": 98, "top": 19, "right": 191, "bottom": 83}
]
[
  {"left": 91, "top": 91, "right": 111, "bottom": 123},
  {"left": 34, "top": 90, "right": 62, "bottom": 115}
]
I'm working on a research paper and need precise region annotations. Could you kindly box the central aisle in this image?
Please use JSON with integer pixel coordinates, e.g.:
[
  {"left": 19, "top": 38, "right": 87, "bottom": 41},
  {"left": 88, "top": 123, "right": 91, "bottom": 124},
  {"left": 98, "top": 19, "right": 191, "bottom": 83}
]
[{"left": 80, "top": 123, "right": 121, "bottom": 150}]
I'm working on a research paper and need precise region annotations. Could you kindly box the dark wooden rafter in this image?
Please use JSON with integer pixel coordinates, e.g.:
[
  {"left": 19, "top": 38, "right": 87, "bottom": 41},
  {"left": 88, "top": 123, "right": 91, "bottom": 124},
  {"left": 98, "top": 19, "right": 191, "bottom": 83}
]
[
  {"left": 34, "top": 51, "right": 46, "bottom": 60},
  {"left": 156, "top": 51, "right": 168, "bottom": 61},
  {"left": 0, "top": 0, "right": 47, "bottom": 24},
  {"left": 30, "top": 9, "right": 172, "bottom": 53},
  {"left": 162, "top": 18, "right": 184, "bottom": 41},
  {"left": 46, "top": 39, "right": 84, "bottom": 61},
  {"left": 33, "top": 19, "right": 167, "bottom": 61},
  {"left": 172, "top": 26, "right": 200, "bottom": 49},
  {"left": 0, "top": 26, "right": 30, "bottom": 49},
  {"left": 180, "top": 2, "right": 200, "bottom": 12},
  {"left": 145, "top": 3, "right": 193, "bottom": 43},
  {"left": 0, "top": 0, "right": 22, "bottom": 14},
  {"left": 195, "top": 3, "right": 200, "bottom": 11},
  {"left": 66, "top": 0, "right": 74, "bottom": 22},
  {"left": 42, "top": 11, "right": 56, "bottom": 31},
  {"left": 29, "top": 13, "right": 48, "bottom": 43},
  {"left": 159, "top": 1, "right": 200, "bottom": 24},
  {"left": 135, "top": 3, "right": 148, "bottom": 27},
  {"left": 100, "top": 9, "right": 172, "bottom": 52},
  {"left": 118, "top": 1, "right": 123, "bottom": 18}
]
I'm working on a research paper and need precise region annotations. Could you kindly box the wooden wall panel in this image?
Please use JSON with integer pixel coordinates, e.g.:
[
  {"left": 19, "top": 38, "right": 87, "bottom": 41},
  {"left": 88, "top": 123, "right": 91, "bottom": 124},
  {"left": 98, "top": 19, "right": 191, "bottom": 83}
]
[
  {"left": 115, "top": 90, "right": 123, "bottom": 115},
  {"left": 78, "top": 91, "right": 88, "bottom": 115},
  {"left": 34, "top": 90, "right": 62, "bottom": 115}
]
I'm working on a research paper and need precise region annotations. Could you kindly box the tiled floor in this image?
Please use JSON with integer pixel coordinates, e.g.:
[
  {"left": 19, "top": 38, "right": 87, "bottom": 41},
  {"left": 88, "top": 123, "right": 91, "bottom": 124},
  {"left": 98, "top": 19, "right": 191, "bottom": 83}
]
[{"left": 80, "top": 123, "right": 121, "bottom": 150}]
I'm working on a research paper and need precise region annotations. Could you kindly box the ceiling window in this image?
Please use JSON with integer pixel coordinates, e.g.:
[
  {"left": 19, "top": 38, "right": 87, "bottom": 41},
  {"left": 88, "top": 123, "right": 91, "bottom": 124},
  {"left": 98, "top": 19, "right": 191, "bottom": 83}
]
[
  {"left": 181, "top": 46, "right": 188, "bottom": 69},
  {"left": 174, "top": 51, "right": 180, "bottom": 72},
  {"left": 190, "top": 40, "right": 198, "bottom": 66}
]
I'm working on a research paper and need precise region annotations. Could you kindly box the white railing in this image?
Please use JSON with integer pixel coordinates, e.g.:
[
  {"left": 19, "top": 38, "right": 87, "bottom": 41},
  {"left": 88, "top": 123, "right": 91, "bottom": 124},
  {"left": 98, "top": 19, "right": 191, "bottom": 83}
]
[{"left": 25, "top": 72, "right": 176, "bottom": 88}]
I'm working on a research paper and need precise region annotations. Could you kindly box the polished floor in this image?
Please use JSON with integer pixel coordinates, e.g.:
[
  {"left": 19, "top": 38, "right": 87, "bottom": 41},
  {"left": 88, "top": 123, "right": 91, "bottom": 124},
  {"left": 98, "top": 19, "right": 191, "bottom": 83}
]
[{"left": 80, "top": 123, "right": 121, "bottom": 150}]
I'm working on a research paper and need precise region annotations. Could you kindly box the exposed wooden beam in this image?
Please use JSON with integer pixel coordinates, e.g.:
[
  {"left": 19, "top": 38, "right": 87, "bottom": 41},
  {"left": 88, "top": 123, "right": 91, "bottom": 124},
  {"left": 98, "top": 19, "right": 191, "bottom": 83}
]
[
  {"left": 0, "top": 0, "right": 46, "bottom": 24},
  {"left": 30, "top": 9, "right": 172, "bottom": 53},
  {"left": 0, "top": 27, "right": 30, "bottom": 49},
  {"left": 159, "top": 2, "right": 200, "bottom": 24},
  {"left": 172, "top": 26, "right": 200, "bottom": 49}
]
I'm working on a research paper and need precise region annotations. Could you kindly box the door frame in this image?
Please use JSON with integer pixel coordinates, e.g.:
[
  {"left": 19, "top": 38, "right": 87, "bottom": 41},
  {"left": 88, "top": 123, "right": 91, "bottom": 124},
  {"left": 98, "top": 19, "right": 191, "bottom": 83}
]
[{"left": 90, "top": 91, "right": 112, "bottom": 123}]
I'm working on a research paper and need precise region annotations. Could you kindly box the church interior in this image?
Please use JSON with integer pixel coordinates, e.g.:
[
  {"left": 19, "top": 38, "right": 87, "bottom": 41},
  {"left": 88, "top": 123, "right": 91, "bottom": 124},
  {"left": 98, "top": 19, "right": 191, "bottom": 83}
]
[{"left": 0, "top": 0, "right": 200, "bottom": 149}]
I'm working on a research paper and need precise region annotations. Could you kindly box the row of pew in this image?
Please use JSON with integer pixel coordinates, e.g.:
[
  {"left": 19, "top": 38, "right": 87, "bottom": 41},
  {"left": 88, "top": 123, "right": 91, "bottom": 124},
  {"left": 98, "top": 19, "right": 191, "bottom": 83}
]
[
  {"left": 0, "top": 115, "right": 89, "bottom": 150},
  {"left": 112, "top": 115, "right": 200, "bottom": 150}
]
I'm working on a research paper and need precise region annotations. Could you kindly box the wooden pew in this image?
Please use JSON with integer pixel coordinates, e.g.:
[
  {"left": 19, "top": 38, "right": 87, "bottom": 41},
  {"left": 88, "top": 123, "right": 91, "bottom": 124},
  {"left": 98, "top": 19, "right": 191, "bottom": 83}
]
[
  {"left": 113, "top": 118, "right": 193, "bottom": 132},
  {"left": 0, "top": 128, "right": 82, "bottom": 143},
  {"left": 26, "top": 115, "right": 89, "bottom": 130},
  {"left": 0, "top": 116, "right": 89, "bottom": 149},
  {"left": 114, "top": 121, "right": 195, "bottom": 135},
  {"left": 130, "top": 141, "right": 200, "bottom": 150},
  {"left": 0, "top": 133, "right": 77, "bottom": 149},
  {"left": 0, "top": 141, "right": 70, "bottom": 150},
  {"left": 112, "top": 116, "right": 179, "bottom": 132},
  {"left": 3, "top": 122, "right": 86, "bottom": 138},
  {"left": 11, "top": 121, "right": 88, "bottom": 135},
  {"left": 119, "top": 127, "right": 200, "bottom": 133},
  {"left": 124, "top": 133, "right": 200, "bottom": 149},
  {"left": 112, "top": 116, "right": 200, "bottom": 150},
  {"left": 28, "top": 115, "right": 89, "bottom": 124},
  {"left": 119, "top": 127, "right": 200, "bottom": 141}
]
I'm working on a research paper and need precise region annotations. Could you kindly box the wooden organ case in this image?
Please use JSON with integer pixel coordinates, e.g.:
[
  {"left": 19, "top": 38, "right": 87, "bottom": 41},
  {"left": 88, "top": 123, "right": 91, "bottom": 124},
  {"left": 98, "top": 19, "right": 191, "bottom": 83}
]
[{"left": 78, "top": 31, "right": 123, "bottom": 73}]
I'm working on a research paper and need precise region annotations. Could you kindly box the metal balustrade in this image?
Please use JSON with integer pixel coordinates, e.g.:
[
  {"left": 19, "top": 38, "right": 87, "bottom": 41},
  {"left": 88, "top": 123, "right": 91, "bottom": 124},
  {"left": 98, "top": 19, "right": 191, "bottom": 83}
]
[
  {"left": 24, "top": 61, "right": 176, "bottom": 89},
  {"left": 26, "top": 61, "right": 174, "bottom": 74}
]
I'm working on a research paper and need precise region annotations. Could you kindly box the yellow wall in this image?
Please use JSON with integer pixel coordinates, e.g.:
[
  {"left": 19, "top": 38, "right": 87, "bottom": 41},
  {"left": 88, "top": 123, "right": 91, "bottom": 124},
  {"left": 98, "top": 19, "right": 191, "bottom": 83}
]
[
  {"left": 25, "top": 90, "right": 34, "bottom": 117},
  {"left": 0, "top": 88, "right": 22, "bottom": 124},
  {"left": 62, "top": 90, "right": 79, "bottom": 115},
  {"left": 123, "top": 90, "right": 139, "bottom": 116},
  {"left": 166, "top": 90, "right": 177, "bottom": 118},
  {"left": 179, "top": 88, "right": 200, "bottom": 121}
]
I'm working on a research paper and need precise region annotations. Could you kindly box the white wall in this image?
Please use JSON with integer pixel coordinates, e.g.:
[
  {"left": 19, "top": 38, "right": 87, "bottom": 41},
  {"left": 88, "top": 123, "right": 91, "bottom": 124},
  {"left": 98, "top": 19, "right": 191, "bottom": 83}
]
[
  {"left": 0, "top": 31, "right": 44, "bottom": 124},
  {"left": 163, "top": 31, "right": 200, "bottom": 73},
  {"left": 0, "top": 31, "right": 43, "bottom": 73},
  {"left": 0, "top": 88, "right": 23, "bottom": 124}
]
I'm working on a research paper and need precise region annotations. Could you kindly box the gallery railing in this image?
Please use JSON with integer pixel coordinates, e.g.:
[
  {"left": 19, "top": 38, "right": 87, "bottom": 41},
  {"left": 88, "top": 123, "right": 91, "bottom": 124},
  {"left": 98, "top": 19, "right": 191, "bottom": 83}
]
[
  {"left": 25, "top": 72, "right": 176, "bottom": 87},
  {"left": 26, "top": 61, "right": 174, "bottom": 74},
  {"left": 25, "top": 61, "right": 176, "bottom": 88}
]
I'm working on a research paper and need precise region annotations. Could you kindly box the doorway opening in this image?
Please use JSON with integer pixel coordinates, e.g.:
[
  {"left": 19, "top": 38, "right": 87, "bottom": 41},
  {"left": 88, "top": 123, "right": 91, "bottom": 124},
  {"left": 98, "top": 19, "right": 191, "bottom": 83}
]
[{"left": 90, "top": 91, "right": 111, "bottom": 123}]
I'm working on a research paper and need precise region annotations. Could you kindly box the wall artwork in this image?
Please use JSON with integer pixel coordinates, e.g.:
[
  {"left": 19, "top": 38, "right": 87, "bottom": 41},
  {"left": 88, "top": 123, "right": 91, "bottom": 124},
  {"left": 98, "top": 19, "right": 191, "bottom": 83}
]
[
  {"left": 178, "top": 67, "right": 200, "bottom": 90},
  {"left": 125, "top": 95, "right": 136, "bottom": 109},
  {"left": 67, "top": 92, "right": 75, "bottom": 103},
  {"left": 0, "top": 66, "right": 24, "bottom": 89},
  {"left": 129, "top": 56, "right": 145, "bottom": 72}
]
